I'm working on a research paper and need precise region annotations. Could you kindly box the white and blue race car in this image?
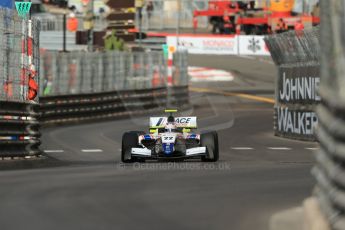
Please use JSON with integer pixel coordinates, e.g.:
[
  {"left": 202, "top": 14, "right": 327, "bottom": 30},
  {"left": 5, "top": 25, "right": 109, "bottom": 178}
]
[{"left": 121, "top": 110, "right": 219, "bottom": 162}]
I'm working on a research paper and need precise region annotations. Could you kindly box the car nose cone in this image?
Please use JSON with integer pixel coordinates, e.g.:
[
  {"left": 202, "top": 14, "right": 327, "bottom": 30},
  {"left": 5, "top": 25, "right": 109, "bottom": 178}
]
[{"left": 162, "top": 143, "right": 174, "bottom": 155}]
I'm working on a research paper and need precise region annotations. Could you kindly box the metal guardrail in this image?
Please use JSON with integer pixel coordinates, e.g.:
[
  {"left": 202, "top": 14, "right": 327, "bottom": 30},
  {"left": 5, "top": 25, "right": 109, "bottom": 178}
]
[
  {"left": 0, "top": 102, "right": 41, "bottom": 158},
  {"left": 40, "top": 86, "right": 189, "bottom": 125},
  {"left": 265, "top": 28, "right": 320, "bottom": 141}
]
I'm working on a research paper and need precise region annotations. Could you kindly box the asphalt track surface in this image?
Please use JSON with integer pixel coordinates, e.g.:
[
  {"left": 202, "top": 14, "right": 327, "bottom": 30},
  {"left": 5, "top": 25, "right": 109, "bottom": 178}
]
[{"left": 0, "top": 55, "right": 319, "bottom": 230}]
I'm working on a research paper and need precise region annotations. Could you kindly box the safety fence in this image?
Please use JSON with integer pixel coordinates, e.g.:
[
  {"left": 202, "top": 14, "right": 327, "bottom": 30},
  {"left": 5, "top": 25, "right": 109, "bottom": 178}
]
[
  {"left": 39, "top": 50, "right": 189, "bottom": 125},
  {"left": 311, "top": 1, "right": 345, "bottom": 229},
  {"left": 135, "top": 0, "right": 208, "bottom": 31},
  {"left": 39, "top": 50, "right": 188, "bottom": 96},
  {"left": 265, "top": 27, "right": 320, "bottom": 141},
  {"left": 38, "top": 50, "right": 189, "bottom": 125},
  {"left": 0, "top": 8, "right": 40, "bottom": 102},
  {"left": 0, "top": 8, "right": 41, "bottom": 158}
]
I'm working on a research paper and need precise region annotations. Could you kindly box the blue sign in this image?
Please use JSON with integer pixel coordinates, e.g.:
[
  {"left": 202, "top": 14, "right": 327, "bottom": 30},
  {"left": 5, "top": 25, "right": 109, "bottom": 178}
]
[{"left": 0, "top": 0, "right": 13, "bottom": 9}]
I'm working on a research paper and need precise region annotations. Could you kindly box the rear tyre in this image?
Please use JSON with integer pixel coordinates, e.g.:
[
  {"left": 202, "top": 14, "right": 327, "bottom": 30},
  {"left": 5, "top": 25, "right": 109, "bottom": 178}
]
[
  {"left": 201, "top": 131, "right": 219, "bottom": 162},
  {"left": 121, "top": 131, "right": 145, "bottom": 163}
]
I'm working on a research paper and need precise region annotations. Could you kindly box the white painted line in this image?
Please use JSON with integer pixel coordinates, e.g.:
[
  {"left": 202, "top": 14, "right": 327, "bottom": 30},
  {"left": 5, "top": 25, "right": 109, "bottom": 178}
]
[
  {"left": 231, "top": 147, "right": 254, "bottom": 150},
  {"left": 44, "top": 150, "right": 64, "bottom": 153},
  {"left": 305, "top": 147, "right": 319, "bottom": 151},
  {"left": 81, "top": 149, "right": 103, "bottom": 153},
  {"left": 268, "top": 147, "right": 292, "bottom": 150}
]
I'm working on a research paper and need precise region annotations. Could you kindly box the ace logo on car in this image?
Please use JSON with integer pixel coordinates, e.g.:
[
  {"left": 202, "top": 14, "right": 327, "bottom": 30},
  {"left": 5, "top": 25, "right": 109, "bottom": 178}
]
[{"left": 175, "top": 118, "right": 191, "bottom": 123}]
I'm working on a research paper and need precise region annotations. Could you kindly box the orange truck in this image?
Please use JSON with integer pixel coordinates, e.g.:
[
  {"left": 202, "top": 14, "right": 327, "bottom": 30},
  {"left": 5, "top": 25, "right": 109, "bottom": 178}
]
[{"left": 193, "top": 0, "right": 320, "bottom": 35}]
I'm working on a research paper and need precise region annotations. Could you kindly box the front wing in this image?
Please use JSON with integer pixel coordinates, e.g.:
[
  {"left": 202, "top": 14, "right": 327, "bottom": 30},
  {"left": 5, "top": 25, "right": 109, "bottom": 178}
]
[{"left": 131, "top": 146, "right": 207, "bottom": 159}]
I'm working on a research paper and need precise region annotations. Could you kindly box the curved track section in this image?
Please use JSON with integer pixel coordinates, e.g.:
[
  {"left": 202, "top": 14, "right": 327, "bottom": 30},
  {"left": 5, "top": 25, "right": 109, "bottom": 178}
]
[{"left": 0, "top": 55, "right": 317, "bottom": 230}]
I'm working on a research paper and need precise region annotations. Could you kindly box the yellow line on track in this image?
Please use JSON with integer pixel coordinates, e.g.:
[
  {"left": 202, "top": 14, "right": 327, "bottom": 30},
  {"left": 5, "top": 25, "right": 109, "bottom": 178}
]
[{"left": 190, "top": 87, "right": 275, "bottom": 105}]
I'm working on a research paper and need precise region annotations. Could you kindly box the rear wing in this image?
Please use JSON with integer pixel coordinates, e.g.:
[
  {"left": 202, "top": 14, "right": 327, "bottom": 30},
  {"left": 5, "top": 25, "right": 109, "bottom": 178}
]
[{"left": 150, "top": 117, "right": 197, "bottom": 129}]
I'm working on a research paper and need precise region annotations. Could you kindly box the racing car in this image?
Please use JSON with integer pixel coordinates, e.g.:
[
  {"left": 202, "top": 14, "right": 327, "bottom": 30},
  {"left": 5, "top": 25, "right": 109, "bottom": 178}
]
[{"left": 121, "top": 110, "right": 219, "bottom": 162}]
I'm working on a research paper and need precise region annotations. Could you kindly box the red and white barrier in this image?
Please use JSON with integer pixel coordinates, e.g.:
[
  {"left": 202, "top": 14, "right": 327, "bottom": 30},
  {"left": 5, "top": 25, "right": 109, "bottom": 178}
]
[
  {"left": 188, "top": 67, "right": 234, "bottom": 82},
  {"left": 167, "top": 47, "right": 174, "bottom": 86},
  {"left": 21, "top": 19, "right": 38, "bottom": 101},
  {"left": 20, "top": 19, "right": 26, "bottom": 100}
]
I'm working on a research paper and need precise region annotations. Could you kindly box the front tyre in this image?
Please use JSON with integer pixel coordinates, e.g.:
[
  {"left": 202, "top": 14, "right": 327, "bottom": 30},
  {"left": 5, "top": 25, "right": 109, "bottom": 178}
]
[
  {"left": 201, "top": 131, "right": 219, "bottom": 162},
  {"left": 121, "top": 131, "right": 144, "bottom": 163}
]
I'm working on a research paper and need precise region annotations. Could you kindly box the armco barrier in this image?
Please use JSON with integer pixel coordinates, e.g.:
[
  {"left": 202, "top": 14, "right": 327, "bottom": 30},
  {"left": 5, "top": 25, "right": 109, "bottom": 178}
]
[
  {"left": 264, "top": 28, "right": 320, "bottom": 141},
  {"left": 40, "top": 86, "right": 189, "bottom": 125},
  {"left": 0, "top": 102, "right": 41, "bottom": 158}
]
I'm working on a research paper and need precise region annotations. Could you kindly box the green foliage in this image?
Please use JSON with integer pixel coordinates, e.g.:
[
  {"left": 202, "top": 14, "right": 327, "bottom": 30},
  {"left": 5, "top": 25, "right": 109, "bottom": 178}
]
[{"left": 104, "top": 30, "right": 126, "bottom": 51}]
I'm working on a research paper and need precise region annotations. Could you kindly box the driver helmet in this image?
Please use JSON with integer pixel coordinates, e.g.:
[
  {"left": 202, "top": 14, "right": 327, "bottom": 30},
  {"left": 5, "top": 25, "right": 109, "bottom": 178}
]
[{"left": 165, "top": 122, "right": 176, "bottom": 133}]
